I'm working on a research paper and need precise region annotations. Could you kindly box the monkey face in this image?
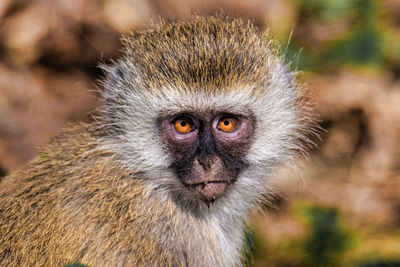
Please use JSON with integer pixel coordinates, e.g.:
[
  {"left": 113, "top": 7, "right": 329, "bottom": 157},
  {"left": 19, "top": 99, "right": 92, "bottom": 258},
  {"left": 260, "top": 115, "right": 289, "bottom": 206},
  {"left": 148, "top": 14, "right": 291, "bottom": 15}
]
[
  {"left": 100, "top": 16, "right": 312, "bottom": 212},
  {"left": 159, "top": 112, "right": 255, "bottom": 203}
]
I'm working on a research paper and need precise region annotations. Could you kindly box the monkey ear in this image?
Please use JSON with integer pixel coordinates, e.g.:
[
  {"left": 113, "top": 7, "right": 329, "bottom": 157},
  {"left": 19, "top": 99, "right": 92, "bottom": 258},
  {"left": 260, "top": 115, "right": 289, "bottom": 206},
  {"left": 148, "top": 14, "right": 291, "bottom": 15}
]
[
  {"left": 104, "top": 61, "right": 129, "bottom": 89},
  {"left": 100, "top": 62, "right": 131, "bottom": 133},
  {"left": 100, "top": 61, "right": 131, "bottom": 112},
  {"left": 100, "top": 60, "right": 135, "bottom": 108}
]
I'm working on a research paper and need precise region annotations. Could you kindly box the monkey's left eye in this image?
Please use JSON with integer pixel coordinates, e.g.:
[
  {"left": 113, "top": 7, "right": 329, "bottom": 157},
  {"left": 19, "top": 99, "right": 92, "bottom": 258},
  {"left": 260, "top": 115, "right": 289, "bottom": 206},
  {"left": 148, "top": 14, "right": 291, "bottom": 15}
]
[
  {"left": 217, "top": 117, "right": 238, "bottom": 133},
  {"left": 173, "top": 117, "right": 194, "bottom": 134}
]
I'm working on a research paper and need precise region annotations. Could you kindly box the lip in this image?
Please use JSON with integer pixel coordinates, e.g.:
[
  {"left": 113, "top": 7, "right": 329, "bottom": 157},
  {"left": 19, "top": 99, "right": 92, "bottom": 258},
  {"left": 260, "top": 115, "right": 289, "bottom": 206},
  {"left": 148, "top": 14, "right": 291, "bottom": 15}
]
[{"left": 183, "top": 180, "right": 231, "bottom": 203}]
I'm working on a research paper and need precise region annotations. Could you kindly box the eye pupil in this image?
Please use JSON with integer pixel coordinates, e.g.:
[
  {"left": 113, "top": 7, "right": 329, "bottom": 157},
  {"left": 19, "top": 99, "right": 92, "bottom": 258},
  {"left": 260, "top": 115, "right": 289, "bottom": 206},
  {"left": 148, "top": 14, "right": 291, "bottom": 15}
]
[
  {"left": 181, "top": 122, "right": 187, "bottom": 127},
  {"left": 224, "top": 120, "right": 229, "bottom": 126}
]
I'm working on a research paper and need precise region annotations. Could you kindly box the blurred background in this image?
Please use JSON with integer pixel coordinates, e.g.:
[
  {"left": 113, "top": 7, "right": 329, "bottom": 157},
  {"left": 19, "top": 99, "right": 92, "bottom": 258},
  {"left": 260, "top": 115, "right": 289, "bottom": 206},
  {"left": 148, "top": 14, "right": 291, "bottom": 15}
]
[{"left": 0, "top": 0, "right": 400, "bottom": 266}]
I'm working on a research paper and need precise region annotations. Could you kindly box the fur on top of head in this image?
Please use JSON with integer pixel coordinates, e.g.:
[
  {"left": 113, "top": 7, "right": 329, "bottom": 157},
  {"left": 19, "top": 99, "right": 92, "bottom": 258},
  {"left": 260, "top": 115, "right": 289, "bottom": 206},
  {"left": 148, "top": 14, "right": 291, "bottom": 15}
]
[
  {"left": 98, "top": 15, "right": 313, "bottom": 212},
  {"left": 122, "top": 15, "right": 275, "bottom": 91}
]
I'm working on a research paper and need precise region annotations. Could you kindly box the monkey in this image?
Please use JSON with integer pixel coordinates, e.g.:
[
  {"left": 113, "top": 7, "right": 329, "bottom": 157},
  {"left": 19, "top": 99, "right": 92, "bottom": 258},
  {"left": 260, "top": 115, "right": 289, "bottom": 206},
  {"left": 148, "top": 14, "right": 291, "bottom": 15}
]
[{"left": 0, "top": 15, "right": 313, "bottom": 266}]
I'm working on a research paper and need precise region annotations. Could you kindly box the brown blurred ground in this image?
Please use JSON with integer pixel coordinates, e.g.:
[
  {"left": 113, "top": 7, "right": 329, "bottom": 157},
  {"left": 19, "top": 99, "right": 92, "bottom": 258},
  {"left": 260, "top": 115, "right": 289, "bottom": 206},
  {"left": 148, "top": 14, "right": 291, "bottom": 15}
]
[{"left": 1, "top": 0, "right": 400, "bottom": 266}]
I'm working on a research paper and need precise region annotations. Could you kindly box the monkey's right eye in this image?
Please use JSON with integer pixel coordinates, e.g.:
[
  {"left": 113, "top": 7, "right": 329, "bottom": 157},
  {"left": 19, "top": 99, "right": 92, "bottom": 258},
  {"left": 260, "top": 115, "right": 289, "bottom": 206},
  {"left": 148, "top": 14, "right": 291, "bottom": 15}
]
[{"left": 173, "top": 118, "right": 194, "bottom": 134}]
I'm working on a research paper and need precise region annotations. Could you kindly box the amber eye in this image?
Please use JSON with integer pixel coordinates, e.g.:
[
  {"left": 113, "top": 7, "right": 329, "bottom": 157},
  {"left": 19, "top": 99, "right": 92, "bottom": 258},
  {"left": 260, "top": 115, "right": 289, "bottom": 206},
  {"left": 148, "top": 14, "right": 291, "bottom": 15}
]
[
  {"left": 217, "top": 117, "right": 238, "bottom": 132},
  {"left": 173, "top": 118, "right": 193, "bottom": 134}
]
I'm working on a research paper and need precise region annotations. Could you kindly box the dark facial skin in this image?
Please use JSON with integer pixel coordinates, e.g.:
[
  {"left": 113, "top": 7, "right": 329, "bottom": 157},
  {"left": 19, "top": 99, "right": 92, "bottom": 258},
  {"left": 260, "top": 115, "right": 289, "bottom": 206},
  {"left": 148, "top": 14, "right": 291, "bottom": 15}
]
[{"left": 159, "top": 111, "right": 255, "bottom": 203}]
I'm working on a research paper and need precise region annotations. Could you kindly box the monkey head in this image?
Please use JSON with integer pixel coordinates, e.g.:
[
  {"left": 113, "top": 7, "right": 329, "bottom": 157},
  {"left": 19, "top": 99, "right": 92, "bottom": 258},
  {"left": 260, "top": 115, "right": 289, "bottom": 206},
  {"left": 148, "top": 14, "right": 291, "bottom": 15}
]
[{"left": 99, "top": 16, "right": 311, "bottom": 209}]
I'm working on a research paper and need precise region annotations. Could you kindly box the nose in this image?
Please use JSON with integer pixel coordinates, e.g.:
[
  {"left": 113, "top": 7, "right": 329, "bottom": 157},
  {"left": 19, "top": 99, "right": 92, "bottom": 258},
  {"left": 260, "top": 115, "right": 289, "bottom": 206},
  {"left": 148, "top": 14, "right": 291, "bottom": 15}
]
[{"left": 196, "top": 156, "right": 220, "bottom": 171}]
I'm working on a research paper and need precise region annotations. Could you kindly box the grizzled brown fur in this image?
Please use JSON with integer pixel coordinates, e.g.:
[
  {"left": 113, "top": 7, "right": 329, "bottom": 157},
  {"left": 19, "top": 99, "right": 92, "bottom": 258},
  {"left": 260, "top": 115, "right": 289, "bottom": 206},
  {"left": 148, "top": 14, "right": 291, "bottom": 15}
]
[
  {"left": 1, "top": 126, "right": 143, "bottom": 264},
  {"left": 0, "top": 124, "right": 197, "bottom": 265}
]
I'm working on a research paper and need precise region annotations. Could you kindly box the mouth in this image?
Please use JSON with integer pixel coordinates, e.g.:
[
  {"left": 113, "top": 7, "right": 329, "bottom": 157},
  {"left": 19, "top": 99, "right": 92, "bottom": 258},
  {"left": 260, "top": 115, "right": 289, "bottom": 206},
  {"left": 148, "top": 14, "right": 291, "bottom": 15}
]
[{"left": 183, "top": 180, "right": 231, "bottom": 203}]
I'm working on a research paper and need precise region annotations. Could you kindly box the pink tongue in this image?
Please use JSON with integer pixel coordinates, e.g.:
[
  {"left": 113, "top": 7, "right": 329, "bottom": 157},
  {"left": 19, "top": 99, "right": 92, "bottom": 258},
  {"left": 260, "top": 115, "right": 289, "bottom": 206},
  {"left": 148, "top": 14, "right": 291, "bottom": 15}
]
[{"left": 194, "top": 182, "right": 227, "bottom": 202}]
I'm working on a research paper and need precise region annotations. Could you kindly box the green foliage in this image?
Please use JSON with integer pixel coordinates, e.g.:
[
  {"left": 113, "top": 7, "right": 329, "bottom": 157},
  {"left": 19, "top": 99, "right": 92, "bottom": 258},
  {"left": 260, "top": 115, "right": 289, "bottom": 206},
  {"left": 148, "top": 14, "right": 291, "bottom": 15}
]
[
  {"left": 286, "top": 0, "right": 396, "bottom": 72},
  {"left": 295, "top": 0, "right": 379, "bottom": 23},
  {"left": 242, "top": 225, "right": 256, "bottom": 267},
  {"left": 320, "top": 0, "right": 383, "bottom": 68},
  {"left": 297, "top": 205, "right": 353, "bottom": 266},
  {"left": 359, "top": 259, "right": 400, "bottom": 267},
  {"left": 295, "top": 0, "right": 354, "bottom": 21},
  {"left": 354, "top": 0, "right": 380, "bottom": 23},
  {"left": 284, "top": 42, "right": 329, "bottom": 71},
  {"left": 322, "top": 25, "right": 383, "bottom": 67}
]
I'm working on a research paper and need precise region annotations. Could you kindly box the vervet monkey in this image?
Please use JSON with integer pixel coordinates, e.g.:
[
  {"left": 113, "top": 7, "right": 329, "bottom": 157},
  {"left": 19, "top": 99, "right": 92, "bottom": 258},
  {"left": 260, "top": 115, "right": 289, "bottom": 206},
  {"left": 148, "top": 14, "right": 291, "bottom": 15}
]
[{"left": 0, "top": 16, "right": 313, "bottom": 266}]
